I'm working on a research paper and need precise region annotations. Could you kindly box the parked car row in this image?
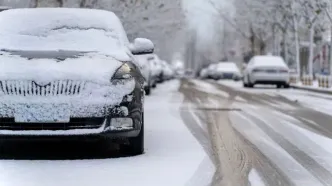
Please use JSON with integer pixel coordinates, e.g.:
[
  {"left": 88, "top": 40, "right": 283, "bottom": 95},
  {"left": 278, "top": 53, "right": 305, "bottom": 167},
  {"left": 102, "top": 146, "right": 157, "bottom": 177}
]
[
  {"left": 200, "top": 62, "right": 242, "bottom": 81},
  {"left": 199, "top": 55, "right": 291, "bottom": 89},
  {"left": 134, "top": 53, "right": 175, "bottom": 95}
]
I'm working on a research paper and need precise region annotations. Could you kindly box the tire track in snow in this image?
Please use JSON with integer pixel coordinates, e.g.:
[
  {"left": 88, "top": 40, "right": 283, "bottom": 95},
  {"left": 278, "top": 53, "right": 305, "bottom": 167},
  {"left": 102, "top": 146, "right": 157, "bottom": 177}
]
[
  {"left": 186, "top": 79, "right": 253, "bottom": 185},
  {"left": 185, "top": 79, "right": 296, "bottom": 186},
  {"left": 213, "top": 80, "right": 332, "bottom": 139},
  {"left": 179, "top": 80, "right": 220, "bottom": 186},
  {"left": 241, "top": 111, "right": 332, "bottom": 186}
]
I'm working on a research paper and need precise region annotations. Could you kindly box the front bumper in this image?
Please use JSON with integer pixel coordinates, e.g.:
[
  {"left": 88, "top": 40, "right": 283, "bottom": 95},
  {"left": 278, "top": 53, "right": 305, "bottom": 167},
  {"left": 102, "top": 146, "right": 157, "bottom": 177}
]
[{"left": 0, "top": 94, "right": 144, "bottom": 138}]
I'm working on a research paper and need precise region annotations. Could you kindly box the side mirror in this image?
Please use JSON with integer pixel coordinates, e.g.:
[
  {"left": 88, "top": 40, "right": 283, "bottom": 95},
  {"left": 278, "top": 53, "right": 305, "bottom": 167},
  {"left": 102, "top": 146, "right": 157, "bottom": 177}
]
[{"left": 130, "top": 38, "right": 154, "bottom": 55}]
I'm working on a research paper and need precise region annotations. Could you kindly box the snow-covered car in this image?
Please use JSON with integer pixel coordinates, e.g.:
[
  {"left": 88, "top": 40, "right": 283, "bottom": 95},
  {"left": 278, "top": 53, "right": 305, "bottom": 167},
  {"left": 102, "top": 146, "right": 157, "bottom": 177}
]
[
  {"left": 134, "top": 53, "right": 156, "bottom": 95},
  {"left": 199, "top": 68, "right": 209, "bottom": 79},
  {"left": 209, "top": 62, "right": 242, "bottom": 80},
  {"left": 160, "top": 61, "right": 174, "bottom": 81},
  {"left": 243, "top": 55, "right": 290, "bottom": 88},
  {"left": 148, "top": 54, "right": 163, "bottom": 84},
  {"left": 0, "top": 8, "right": 154, "bottom": 155}
]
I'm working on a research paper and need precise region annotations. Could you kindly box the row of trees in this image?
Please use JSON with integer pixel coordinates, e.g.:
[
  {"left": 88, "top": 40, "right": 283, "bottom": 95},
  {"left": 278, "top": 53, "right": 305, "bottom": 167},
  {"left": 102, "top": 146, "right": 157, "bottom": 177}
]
[
  {"left": 210, "top": 0, "right": 332, "bottom": 77},
  {"left": 0, "top": 0, "right": 185, "bottom": 62}
]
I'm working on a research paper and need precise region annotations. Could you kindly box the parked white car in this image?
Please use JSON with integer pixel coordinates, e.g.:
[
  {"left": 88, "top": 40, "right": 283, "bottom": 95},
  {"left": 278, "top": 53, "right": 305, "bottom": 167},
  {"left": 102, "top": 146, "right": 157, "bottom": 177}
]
[
  {"left": 243, "top": 55, "right": 290, "bottom": 88},
  {"left": 211, "top": 62, "right": 242, "bottom": 80},
  {"left": 200, "top": 62, "right": 242, "bottom": 80},
  {"left": 160, "top": 61, "right": 174, "bottom": 81},
  {"left": 149, "top": 54, "right": 163, "bottom": 84},
  {"left": 199, "top": 68, "right": 209, "bottom": 79},
  {"left": 148, "top": 54, "right": 162, "bottom": 88},
  {"left": 134, "top": 53, "right": 155, "bottom": 95}
]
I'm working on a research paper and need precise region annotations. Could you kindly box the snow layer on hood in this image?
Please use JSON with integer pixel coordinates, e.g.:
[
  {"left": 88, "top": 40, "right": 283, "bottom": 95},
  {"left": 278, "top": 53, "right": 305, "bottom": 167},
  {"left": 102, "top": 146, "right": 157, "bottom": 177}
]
[
  {"left": 0, "top": 51, "right": 123, "bottom": 84},
  {"left": 0, "top": 8, "right": 131, "bottom": 61},
  {"left": 251, "top": 56, "right": 288, "bottom": 68}
]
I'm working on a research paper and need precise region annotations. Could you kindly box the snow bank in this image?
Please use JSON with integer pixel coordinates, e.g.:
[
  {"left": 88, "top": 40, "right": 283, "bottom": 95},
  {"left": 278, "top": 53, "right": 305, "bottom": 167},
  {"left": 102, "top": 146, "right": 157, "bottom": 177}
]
[{"left": 0, "top": 8, "right": 131, "bottom": 61}]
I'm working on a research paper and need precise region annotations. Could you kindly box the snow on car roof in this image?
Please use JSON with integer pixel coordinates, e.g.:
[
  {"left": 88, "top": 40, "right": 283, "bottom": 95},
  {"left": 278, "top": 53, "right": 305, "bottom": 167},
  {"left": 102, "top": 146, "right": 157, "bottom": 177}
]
[
  {"left": 216, "top": 62, "right": 240, "bottom": 72},
  {"left": 251, "top": 56, "right": 287, "bottom": 67},
  {"left": 0, "top": 8, "right": 130, "bottom": 60}
]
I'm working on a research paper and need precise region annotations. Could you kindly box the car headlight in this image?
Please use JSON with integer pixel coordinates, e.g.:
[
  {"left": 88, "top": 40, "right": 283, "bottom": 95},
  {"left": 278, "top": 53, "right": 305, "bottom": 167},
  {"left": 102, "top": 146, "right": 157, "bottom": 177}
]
[
  {"left": 112, "top": 63, "right": 133, "bottom": 79},
  {"left": 111, "top": 63, "right": 133, "bottom": 84}
]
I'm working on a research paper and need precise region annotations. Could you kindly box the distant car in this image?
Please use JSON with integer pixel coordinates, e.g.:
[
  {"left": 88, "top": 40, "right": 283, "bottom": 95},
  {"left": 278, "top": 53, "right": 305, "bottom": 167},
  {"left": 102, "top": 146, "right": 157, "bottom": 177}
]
[
  {"left": 243, "top": 55, "right": 290, "bottom": 88},
  {"left": 199, "top": 68, "right": 209, "bottom": 79},
  {"left": 184, "top": 69, "right": 195, "bottom": 78},
  {"left": 0, "top": 8, "right": 153, "bottom": 155},
  {"left": 200, "top": 62, "right": 241, "bottom": 81},
  {"left": 210, "top": 62, "right": 242, "bottom": 80},
  {"left": 160, "top": 61, "right": 174, "bottom": 81},
  {"left": 134, "top": 53, "right": 156, "bottom": 95},
  {"left": 148, "top": 55, "right": 162, "bottom": 87}
]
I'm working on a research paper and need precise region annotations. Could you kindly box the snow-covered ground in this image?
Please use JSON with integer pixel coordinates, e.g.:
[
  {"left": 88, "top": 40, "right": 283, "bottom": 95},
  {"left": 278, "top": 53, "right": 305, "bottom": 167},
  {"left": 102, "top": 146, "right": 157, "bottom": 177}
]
[
  {"left": 230, "top": 101, "right": 332, "bottom": 185},
  {"left": 0, "top": 80, "right": 213, "bottom": 186}
]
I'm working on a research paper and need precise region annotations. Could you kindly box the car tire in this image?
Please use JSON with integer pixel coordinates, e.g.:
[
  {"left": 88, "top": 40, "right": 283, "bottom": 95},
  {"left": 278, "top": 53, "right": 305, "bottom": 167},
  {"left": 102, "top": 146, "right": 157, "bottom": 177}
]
[
  {"left": 120, "top": 113, "right": 144, "bottom": 156},
  {"left": 145, "top": 87, "right": 151, "bottom": 95},
  {"left": 246, "top": 75, "right": 254, "bottom": 88},
  {"left": 284, "top": 84, "right": 290, "bottom": 88},
  {"left": 276, "top": 84, "right": 282, "bottom": 88},
  {"left": 243, "top": 82, "right": 248, "bottom": 87}
]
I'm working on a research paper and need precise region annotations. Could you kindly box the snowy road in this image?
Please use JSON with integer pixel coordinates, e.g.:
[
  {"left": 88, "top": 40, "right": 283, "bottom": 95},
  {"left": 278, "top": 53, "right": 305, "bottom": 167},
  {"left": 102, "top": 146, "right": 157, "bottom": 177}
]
[
  {"left": 181, "top": 79, "right": 332, "bottom": 186},
  {"left": 3, "top": 78, "right": 332, "bottom": 186},
  {"left": 0, "top": 80, "right": 214, "bottom": 186}
]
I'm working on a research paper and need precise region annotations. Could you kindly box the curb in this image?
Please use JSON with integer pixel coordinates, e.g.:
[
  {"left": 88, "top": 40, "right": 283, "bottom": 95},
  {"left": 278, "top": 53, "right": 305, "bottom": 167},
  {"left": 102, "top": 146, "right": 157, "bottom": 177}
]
[{"left": 290, "top": 85, "right": 332, "bottom": 95}]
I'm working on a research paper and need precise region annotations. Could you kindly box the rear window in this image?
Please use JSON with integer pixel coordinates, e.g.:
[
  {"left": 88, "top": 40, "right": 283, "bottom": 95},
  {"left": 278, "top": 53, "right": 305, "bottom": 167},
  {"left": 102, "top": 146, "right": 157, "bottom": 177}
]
[{"left": 252, "top": 56, "right": 287, "bottom": 67}]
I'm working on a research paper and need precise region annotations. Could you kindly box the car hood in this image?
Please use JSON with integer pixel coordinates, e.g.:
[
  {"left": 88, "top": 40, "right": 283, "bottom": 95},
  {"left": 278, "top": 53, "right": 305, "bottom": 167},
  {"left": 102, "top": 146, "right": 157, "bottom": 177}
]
[{"left": 0, "top": 50, "right": 124, "bottom": 84}]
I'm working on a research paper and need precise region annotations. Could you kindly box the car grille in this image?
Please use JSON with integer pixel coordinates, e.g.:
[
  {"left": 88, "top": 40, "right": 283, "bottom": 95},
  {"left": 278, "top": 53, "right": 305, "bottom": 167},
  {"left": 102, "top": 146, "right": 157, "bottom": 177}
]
[
  {"left": 0, "top": 80, "right": 85, "bottom": 96},
  {"left": 0, "top": 117, "right": 104, "bottom": 130}
]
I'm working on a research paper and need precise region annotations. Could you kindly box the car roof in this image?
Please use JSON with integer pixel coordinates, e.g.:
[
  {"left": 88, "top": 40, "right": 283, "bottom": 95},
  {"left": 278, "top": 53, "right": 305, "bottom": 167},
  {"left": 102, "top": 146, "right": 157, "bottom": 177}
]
[{"left": 0, "top": 8, "right": 129, "bottom": 43}]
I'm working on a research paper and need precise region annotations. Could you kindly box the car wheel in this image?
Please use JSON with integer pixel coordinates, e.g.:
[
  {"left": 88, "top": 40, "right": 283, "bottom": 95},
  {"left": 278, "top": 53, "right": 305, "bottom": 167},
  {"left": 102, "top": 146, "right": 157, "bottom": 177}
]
[
  {"left": 243, "top": 82, "right": 248, "bottom": 87},
  {"left": 144, "top": 86, "right": 151, "bottom": 95},
  {"left": 120, "top": 113, "right": 144, "bottom": 156},
  {"left": 246, "top": 75, "right": 254, "bottom": 88},
  {"left": 284, "top": 84, "right": 290, "bottom": 88},
  {"left": 276, "top": 84, "right": 282, "bottom": 88}
]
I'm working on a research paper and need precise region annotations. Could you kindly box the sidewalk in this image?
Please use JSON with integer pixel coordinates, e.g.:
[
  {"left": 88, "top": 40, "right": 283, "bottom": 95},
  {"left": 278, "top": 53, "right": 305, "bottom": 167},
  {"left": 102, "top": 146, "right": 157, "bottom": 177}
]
[{"left": 291, "top": 81, "right": 332, "bottom": 95}]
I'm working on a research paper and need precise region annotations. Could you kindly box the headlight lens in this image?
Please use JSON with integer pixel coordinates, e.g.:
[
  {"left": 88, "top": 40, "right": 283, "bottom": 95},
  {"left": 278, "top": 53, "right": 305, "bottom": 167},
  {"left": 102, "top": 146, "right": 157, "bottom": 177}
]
[
  {"left": 112, "top": 63, "right": 132, "bottom": 80},
  {"left": 111, "top": 63, "right": 134, "bottom": 85}
]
